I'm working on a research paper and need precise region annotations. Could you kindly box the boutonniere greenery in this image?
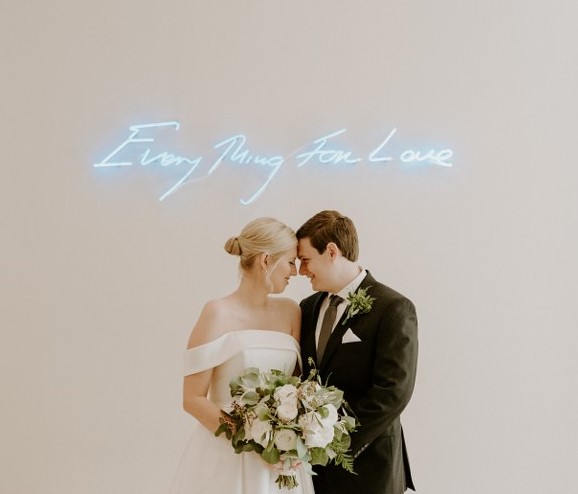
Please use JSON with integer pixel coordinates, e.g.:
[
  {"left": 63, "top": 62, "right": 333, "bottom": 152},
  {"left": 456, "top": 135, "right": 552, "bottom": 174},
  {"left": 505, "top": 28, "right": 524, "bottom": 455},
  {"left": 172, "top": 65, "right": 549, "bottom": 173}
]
[{"left": 342, "top": 286, "right": 375, "bottom": 325}]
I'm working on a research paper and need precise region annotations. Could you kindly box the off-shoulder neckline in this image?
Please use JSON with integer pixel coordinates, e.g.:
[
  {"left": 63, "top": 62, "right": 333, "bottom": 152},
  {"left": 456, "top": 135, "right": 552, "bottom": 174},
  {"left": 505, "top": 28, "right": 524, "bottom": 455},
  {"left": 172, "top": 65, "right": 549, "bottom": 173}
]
[{"left": 186, "top": 329, "right": 297, "bottom": 351}]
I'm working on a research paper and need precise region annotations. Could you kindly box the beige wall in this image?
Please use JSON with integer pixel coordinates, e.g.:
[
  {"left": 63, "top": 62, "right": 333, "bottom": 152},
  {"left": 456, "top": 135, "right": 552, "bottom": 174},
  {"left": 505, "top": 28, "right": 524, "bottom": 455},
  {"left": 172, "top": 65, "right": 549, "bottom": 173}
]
[{"left": 1, "top": 1, "right": 577, "bottom": 493}]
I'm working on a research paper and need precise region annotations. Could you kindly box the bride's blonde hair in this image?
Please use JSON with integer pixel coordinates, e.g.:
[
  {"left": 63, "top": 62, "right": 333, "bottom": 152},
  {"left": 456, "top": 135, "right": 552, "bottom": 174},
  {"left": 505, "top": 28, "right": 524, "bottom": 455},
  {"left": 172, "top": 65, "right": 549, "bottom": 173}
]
[{"left": 224, "top": 217, "right": 296, "bottom": 272}]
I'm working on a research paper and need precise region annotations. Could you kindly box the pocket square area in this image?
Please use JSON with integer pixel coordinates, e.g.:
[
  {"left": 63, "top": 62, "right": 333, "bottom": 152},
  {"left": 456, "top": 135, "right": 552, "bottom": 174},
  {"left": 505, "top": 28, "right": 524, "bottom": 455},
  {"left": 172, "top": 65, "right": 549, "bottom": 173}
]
[{"left": 342, "top": 328, "right": 362, "bottom": 343}]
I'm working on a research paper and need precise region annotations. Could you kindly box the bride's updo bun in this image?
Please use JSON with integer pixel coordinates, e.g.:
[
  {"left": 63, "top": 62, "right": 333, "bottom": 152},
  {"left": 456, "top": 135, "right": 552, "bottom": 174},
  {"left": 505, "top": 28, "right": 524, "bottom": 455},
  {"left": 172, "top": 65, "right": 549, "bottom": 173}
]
[
  {"left": 225, "top": 217, "right": 296, "bottom": 271},
  {"left": 224, "top": 236, "right": 243, "bottom": 256}
]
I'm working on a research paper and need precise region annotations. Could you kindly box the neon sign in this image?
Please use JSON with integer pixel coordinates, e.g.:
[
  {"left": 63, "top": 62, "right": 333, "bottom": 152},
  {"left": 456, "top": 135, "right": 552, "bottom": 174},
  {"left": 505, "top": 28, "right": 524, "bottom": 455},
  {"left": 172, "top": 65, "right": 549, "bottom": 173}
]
[{"left": 94, "top": 121, "right": 454, "bottom": 204}]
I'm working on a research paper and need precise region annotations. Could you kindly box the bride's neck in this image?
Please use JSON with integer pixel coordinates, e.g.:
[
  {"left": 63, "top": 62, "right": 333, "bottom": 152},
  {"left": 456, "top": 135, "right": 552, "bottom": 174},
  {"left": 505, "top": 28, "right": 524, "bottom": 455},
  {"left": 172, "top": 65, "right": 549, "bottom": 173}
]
[{"left": 234, "top": 276, "right": 270, "bottom": 307}]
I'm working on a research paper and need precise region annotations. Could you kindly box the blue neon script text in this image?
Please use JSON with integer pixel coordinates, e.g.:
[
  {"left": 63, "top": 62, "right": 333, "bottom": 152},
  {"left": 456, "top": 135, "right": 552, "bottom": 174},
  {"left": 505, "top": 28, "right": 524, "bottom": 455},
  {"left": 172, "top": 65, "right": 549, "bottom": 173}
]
[{"left": 94, "top": 122, "right": 454, "bottom": 204}]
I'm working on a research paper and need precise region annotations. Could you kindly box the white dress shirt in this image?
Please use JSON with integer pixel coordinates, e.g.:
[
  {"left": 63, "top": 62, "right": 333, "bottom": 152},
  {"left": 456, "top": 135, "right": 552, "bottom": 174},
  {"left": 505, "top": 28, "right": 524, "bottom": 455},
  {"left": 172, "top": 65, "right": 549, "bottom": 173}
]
[{"left": 315, "top": 268, "right": 367, "bottom": 347}]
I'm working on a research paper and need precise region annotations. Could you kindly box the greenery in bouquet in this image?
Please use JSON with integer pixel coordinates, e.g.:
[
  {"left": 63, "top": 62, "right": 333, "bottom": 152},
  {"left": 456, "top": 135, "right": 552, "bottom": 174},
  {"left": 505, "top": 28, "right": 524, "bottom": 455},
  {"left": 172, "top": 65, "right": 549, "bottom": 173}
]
[{"left": 215, "top": 359, "right": 357, "bottom": 489}]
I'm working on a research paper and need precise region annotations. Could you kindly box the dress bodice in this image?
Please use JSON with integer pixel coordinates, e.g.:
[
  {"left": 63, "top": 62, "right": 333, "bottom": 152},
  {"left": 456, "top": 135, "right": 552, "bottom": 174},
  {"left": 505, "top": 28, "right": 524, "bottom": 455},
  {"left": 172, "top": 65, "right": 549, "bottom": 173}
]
[
  {"left": 169, "top": 330, "right": 314, "bottom": 494},
  {"left": 183, "top": 330, "right": 301, "bottom": 407}
]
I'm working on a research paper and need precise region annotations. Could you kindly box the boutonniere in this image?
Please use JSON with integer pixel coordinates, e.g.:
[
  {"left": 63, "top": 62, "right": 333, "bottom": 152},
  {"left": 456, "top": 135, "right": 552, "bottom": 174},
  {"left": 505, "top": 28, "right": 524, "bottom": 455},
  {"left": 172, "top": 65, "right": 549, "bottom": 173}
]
[{"left": 342, "top": 286, "right": 375, "bottom": 325}]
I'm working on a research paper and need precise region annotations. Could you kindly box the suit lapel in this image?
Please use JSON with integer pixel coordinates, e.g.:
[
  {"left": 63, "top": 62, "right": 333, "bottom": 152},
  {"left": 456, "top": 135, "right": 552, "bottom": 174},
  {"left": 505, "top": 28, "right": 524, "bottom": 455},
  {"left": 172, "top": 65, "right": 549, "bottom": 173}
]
[
  {"left": 319, "top": 272, "right": 375, "bottom": 371},
  {"left": 319, "top": 311, "right": 348, "bottom": 370},
  {"left": 303, "top": 292, "right": 326, "bottom": 368}
]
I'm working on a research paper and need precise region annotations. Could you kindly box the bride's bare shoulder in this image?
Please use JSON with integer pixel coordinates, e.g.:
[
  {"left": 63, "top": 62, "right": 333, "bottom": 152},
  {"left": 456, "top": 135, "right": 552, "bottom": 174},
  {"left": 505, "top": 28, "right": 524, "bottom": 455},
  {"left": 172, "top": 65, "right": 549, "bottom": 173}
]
[
  {"left": 187, "top": 297, "right": 234, "bottom": 348},
  {"left": 269, "top": 297, "right": 301, "bottom": 338}
]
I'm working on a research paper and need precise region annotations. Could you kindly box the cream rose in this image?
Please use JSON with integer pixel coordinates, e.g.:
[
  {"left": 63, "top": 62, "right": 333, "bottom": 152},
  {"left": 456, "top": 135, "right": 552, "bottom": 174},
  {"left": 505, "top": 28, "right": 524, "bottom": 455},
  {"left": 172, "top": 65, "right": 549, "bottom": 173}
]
[
  {"left": 298, "top": 411, "right": 335, "bottom": 448},
  {"left": 274, "top": 429, "right": 298, "bottom": 451},
  {"left": 274, "top": 384, "right": 298, "bottom": 405},
  {"left": 277, "top": 403, "right": 299, "bottom": 422}
]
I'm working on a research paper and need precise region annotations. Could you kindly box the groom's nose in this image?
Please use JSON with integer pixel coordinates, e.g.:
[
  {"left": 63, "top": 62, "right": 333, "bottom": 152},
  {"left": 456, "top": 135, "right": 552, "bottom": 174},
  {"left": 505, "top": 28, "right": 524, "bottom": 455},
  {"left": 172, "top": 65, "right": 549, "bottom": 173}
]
[{"left": 298, "top": 261, "right": 308, "bottom": 276}]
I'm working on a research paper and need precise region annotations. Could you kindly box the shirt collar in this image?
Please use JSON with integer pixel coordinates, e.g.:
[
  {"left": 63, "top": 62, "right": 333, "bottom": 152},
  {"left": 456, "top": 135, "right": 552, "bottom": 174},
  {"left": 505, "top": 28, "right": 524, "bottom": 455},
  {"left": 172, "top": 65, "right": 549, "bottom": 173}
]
[{"left": 335, "top": 267, "right": 367, "bottom": 301}]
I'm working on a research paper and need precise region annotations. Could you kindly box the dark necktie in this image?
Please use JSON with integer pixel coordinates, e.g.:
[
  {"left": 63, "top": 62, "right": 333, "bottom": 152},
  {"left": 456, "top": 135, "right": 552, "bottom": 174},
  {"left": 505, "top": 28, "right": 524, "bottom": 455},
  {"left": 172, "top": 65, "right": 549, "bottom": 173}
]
[{"left": 317, "top": 294, "right": 343, "bottom": 361}]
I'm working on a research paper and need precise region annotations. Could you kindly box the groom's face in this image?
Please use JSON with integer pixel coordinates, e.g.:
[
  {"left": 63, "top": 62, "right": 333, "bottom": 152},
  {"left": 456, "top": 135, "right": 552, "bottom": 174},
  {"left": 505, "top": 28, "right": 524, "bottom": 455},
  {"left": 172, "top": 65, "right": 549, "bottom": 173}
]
[{"left": 297, "top": 237, "right": 333, "bottom": 292}]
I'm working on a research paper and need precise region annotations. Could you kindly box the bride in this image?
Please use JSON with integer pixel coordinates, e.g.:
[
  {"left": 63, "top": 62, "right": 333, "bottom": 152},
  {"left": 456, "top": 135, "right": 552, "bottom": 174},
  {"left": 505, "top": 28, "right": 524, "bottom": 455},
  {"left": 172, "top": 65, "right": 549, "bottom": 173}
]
[{"left": 168, "top": 218, "right": 315, "bottom": 494}]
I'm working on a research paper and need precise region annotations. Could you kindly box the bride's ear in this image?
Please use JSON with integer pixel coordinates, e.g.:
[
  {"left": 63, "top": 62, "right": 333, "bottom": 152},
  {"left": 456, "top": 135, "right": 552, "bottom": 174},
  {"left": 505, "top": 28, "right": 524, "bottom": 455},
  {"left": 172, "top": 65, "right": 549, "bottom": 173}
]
[{"left": 259, "top": 252, "right": 270, "bottom": 271}]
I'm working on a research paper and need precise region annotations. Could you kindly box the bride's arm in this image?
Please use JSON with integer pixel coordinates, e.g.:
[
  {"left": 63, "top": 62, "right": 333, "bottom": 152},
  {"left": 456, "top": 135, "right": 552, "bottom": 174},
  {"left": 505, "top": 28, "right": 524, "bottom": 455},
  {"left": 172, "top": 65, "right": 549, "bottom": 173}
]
[
  {"left": 289, "top": 299, "right": 302, "bottom": 343},
  {"left": 285, "top": 299, "right": 302, "bottom": 376},
  {"left": 182, "top": 300, "right": 226, "bottom": 433},
  {"left": 182, "top": 370, "right": 223, "bottom": 432}
]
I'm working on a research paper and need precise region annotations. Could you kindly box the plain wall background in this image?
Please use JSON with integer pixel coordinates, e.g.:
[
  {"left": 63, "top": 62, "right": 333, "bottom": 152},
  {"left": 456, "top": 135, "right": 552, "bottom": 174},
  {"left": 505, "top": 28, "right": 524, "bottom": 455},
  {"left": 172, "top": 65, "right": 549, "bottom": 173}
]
[{"left": 1, "top": 1, "right": 577, "bottom": 493}]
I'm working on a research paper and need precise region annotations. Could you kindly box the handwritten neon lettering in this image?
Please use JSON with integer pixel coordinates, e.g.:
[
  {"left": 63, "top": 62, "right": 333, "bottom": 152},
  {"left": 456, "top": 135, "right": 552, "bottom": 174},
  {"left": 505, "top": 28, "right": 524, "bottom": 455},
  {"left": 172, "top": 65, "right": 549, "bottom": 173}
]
[
  {"left": 94, "top": 121, "right": 183, "bottom": 167},
  {"left": 400, "top": 148, "right": 453, "bottom": 167},
  {"left": 212, "top": 135, "right": 284, "bottom": 204},
  {"left": 94, "top": 122, "right": 454, "bottom": 204},
  {"left": 158, "top": 157, "right": 203, "bottom": 201},
  {"left": 368, "top": 128, "right": 397, "bottom": 163},
  {"left": 296, "top": 129, "right": 362, "bottom": 167},
  {"left": 94, "top": 121, "right": 204, "bottom": 201}
]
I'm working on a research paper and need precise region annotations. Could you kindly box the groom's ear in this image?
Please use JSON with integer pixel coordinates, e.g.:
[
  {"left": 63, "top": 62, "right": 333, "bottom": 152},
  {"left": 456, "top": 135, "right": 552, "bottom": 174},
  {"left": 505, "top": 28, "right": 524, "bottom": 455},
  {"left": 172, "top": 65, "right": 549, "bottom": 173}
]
[{"left": 326, "top": 242, "right": 340, "bottom": 260}]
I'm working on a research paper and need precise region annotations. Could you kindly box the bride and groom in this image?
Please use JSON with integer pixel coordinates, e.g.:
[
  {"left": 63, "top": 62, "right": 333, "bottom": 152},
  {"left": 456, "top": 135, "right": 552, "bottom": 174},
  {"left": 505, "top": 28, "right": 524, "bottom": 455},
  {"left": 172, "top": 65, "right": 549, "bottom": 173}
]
[{"left": 168, "top": 210, "right": 418, "bottom": 494}]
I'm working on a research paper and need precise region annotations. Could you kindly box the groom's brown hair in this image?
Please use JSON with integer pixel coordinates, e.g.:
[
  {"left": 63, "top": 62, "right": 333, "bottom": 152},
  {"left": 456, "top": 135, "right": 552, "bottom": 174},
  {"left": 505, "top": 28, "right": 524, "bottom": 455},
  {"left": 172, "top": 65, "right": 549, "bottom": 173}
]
[{"left": 296, "top": 210, "right": 359, "bottom": 262}]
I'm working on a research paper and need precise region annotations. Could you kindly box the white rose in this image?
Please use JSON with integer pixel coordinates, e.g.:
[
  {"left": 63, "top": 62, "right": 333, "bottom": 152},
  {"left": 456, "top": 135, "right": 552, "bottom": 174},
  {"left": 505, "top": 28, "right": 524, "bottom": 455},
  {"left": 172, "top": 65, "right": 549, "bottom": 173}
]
[
  {"left": 299, "top": 411, "right": 335, "bottom": 448},
  {"left": 277, "top": 403, "right": 299, "bottom": 422},
  {"left": 274, "top": 384, "right": 298, "bottom": 405},
  {"left": 307, "top": 422, "right": 335, "bottom": 448},
  {"left": 250, "top": 419, "right": 272, "bottom": 448},
  {"left": 274, "top": 429, "right": 298, "bottom": 451}
]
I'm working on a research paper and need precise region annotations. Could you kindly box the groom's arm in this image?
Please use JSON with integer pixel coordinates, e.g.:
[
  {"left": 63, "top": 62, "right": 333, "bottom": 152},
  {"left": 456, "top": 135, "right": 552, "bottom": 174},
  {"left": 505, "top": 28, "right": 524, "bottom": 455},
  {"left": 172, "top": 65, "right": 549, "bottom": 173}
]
[{"left": 350, "top": 296, "right": 418, "bottom": 455}]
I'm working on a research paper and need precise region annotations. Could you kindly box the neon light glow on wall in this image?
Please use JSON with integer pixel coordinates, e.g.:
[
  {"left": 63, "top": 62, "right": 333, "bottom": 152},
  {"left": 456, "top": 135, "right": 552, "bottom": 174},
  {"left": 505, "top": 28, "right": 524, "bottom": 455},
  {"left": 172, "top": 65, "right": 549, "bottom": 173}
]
[{"left": 94, "top": 121, "right": 454, "bottom": 204}]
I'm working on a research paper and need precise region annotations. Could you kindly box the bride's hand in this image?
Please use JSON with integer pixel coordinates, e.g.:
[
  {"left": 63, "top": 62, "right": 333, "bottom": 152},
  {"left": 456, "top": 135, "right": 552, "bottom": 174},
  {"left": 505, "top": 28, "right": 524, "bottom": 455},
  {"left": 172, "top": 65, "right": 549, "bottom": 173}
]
[{"left": 217, "top": 410, "right": 237, "bottom": 436}]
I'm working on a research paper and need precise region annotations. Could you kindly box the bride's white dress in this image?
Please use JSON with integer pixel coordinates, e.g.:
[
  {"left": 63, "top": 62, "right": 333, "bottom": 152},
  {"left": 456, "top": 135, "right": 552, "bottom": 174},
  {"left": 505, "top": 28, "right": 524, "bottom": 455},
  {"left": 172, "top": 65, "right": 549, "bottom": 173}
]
[{"left": 168, "top": 330, "right": 315, "bottom": 494}]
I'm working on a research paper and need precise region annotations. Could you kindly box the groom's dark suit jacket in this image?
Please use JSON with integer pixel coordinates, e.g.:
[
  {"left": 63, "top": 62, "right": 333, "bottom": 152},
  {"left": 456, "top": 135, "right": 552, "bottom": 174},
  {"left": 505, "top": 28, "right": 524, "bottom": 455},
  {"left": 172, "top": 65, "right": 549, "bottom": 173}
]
[{"left": 300, "top": 271, "right": 418, "bottom": 494}]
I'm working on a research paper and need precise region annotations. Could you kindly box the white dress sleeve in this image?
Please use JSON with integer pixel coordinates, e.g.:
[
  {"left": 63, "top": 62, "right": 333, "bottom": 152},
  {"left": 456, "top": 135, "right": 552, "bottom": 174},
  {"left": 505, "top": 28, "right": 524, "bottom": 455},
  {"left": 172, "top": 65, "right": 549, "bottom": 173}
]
[{"left": 182, "top": 330, "right": 301, "bottom": 376}]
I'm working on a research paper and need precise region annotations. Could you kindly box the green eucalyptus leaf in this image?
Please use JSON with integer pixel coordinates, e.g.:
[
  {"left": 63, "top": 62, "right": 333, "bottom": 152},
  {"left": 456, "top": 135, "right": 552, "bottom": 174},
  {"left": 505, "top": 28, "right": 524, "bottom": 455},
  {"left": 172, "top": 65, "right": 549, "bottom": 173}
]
[
  {"left": 241, "top": 390, "right": 260, "bottom": 405},
  {"left": 310, "top": 447, "right": 329, "bottom": 466},
  {"left": 261, "top": 446, "right": 280, "bottom": 464}
]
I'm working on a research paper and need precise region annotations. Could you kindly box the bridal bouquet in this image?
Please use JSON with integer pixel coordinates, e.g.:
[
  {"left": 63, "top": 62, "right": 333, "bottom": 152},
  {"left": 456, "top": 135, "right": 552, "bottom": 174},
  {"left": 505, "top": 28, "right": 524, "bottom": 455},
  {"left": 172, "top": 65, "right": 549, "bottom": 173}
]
[{"left": 215, "top": 360, "right": 357, "bottom": 489}]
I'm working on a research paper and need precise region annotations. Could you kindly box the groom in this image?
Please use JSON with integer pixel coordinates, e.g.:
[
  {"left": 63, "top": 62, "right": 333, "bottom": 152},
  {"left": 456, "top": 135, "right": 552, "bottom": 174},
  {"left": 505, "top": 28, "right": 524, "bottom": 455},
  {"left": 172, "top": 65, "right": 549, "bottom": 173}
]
[{"left": 297, "top": 210, "right": 418, "bottom": 494}]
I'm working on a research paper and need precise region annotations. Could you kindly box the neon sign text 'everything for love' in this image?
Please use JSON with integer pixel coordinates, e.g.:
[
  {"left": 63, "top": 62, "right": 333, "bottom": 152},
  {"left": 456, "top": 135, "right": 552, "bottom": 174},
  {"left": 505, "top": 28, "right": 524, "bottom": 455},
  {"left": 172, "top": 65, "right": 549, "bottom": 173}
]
[{"left": 94, "top": 121, "right": 454, "bottom": 204}]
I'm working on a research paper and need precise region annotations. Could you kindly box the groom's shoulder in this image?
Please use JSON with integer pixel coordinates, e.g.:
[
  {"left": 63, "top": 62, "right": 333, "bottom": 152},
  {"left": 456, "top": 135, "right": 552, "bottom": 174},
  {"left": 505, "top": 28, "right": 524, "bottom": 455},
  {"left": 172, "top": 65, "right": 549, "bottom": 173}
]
[
  {"left": 300, "top": 291, "right": 323, "bottom": 309},
  {"left": 365, "top": 272, "right": 414, "bottom": 305}
]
